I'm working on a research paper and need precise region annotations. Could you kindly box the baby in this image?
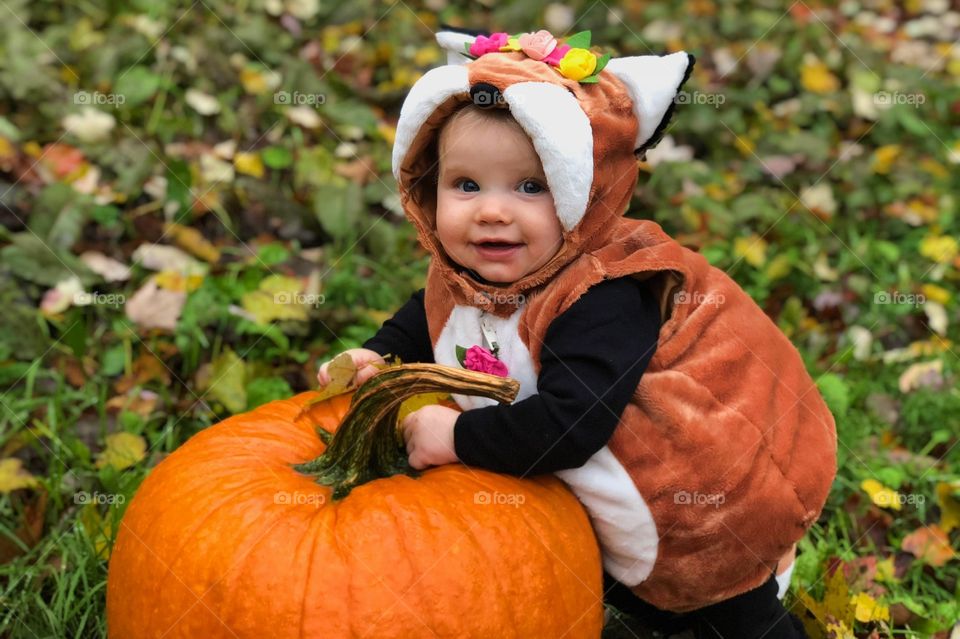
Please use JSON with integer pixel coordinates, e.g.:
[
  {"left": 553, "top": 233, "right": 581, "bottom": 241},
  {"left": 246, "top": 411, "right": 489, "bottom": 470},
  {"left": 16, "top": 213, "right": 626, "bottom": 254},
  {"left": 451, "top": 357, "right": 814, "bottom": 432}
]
[{"left": 318, "top": 28, "right": 835, "bottom": 639}]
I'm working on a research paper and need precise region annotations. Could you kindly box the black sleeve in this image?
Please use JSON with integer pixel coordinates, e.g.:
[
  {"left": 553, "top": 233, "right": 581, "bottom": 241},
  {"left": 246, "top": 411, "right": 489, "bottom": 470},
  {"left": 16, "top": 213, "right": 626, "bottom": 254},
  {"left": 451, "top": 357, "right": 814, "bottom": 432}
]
[
  {"left": 362, "top": 289, "right": 434, "bottom": 364},
  {"left": 453, "top": 277, "right": 661, "bottom": 476}
]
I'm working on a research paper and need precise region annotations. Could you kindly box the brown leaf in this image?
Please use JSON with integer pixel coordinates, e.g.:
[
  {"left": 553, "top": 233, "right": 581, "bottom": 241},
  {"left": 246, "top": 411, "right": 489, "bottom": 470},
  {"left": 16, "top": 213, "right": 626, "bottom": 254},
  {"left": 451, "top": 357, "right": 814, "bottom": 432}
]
[
  {"left": 0, "top": 488, "right": 47, "bottom": 564},
  {"left": 901, "top": 525, "right": 956, "bottom": 567}
]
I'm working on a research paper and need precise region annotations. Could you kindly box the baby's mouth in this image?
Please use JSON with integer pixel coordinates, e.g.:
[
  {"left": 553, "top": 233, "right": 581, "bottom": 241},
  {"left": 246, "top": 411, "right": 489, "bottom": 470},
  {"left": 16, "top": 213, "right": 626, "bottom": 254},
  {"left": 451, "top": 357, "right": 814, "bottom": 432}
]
[{"left": 474, "top": 241, "right": 523, "bottom": 249}]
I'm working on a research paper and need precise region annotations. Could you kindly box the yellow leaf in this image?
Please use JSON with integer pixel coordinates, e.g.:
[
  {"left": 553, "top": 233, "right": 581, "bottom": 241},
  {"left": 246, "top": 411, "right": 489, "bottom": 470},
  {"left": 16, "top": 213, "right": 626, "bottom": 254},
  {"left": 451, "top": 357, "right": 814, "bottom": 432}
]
[
  {"left": 163, "top": 222, "right": 221, "bottom": 263},
  {"left": 234, "top": 151, "right": 265, "bottom": 178},
  {"left": 919, "top": 234, "right": 958, "bottom": 264},
  {"left": 861, "top": 478, "right": 902, "bottom": 510},
  {"left": 377, "top": 123, "right": 396, "bottom": 146},
  {"left": 875, "top": 557, "right": 896, "bottom": 582},
  {"left": 801, "top": 59, "right": 840, "bottom": 94},
  {"left": 305, "top": 352, "right": 358, "bottom": 408},
  {"left": 937, "top": 481, "right": 960, "bottom": 533},
  {"left": 920, "top": 158, "right": 948, "bottom": 178},
  {"left": 734, "top": 235, "right": 768, "bottom": 268},
  {"left": 79, "top": 503, "right": 113, "bottom": 560},
  {"left": 851, "top": 591, "right": 890, "bottom": 622},
  {"left": 824, "top": 620, "right": 855, "bottom": 639},
  {"left": 240, "top": 275, "right": 309, "bottom": 325},
  {"left": 398, "top": 393, "right": 451, "bottom": 423},
  {"left": 96, "top": 432, "right": 147, "bottom": 470},
  {"left": 765, "top": 254, "right": 792, "bottom": 280},
  {"left": 872, "top": 144, "right": 901, "bottom": 174},
  {"left": 921, "top": 283, "right": 951, "bottom": 305},
  {"left": 0, "top": 458, "right": 39, "bottom": 493},
  {"left": 155, "top": 270, "right": 204, "bottom": 292},
  {"left": 734, "top": 135, "right": 755, "bottom": 156}
]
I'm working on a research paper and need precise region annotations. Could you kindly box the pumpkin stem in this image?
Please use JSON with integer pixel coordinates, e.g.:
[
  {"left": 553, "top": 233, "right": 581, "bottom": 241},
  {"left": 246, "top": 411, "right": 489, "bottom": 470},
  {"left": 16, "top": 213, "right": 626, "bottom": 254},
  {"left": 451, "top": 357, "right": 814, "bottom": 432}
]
[{"left": 293, "top": 364, "right": 519, "bottom": 499}]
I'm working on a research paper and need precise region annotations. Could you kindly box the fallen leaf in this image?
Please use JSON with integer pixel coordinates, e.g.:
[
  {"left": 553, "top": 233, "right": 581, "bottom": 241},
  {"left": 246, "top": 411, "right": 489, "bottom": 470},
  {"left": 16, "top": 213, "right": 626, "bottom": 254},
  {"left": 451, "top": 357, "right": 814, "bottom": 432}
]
[
  {"left": 206, "top": 349, "right": 247, "bottom": 413},
  {"left": 0, "top": 458, "right": 39, "bottom": 493},
  {"left": 234, "top": 151, "right": 265, "bottom": 178},
  {"left": 163, "top": 222, "right": 220, "bottom": 263},
  {"left": 851, "top": 591, "right": 890, "bottom": 622},
  {"left": 125, "top": 278, "right": 187, "bottom": 330},
  {"left": 185, "top": 88, "right": 220, "bottom": 115},
  {"left": 95, "top": 432, "right": 147, "bottom": 470},
  {"left": 0, "top": 489, "right": 47, "bottom": 564},
  {"left": 937, "top": 482, "right": 960, "bottom": 533},
  {"left": 801, "top": 56, "right": 840, "bottom": 94},
  {"left": 132, "top": 244, "right": 207, "bottom": 275},
  {"left": 39, "top": 275, "right": 86, "bottom": 315},
  {"left": 734, "top": 235, "right": 768, "bottom": 267},
  {"left": 79, "top": 251, "right": 131, "bottom": 282},
  {"left": 241, "top": 274, "right": 310, "bottom": 324},
  {"left": 861, "top": 478, "right": 902, "bottom": 511},
  {"left": 898, "top": 359, "right": 944, "bottom": 393},
  {"left": 62, "top": 107, "right": 115, "bottom": 143},
  {"left": 901, "top": 525, "right": 956, "bottom": 566},
  {"left": 872, "top": 144, "right": 901, "bottom": 174}
]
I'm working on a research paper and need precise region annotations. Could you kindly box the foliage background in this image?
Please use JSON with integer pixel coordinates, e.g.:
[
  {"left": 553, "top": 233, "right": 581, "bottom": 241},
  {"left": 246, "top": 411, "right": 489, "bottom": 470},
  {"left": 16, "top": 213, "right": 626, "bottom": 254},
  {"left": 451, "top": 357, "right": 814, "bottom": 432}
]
[{"left": 0, "top": 0, "right": 958, "bottom": 636}]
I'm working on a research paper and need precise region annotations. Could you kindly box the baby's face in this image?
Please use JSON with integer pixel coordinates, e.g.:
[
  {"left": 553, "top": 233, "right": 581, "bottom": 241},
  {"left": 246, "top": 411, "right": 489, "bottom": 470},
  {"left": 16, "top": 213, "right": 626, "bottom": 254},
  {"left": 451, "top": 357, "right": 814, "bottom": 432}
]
[{"left": 435, "top": 114, "right": 563, "bottom": 285}]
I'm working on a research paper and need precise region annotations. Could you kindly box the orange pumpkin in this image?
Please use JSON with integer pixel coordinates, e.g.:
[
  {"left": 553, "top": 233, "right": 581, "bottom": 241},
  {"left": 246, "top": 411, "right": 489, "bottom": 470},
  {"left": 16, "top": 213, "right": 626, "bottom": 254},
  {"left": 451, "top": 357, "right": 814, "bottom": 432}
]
[{"left": 106, "top": 364, "right": 603, "bottom": 638}]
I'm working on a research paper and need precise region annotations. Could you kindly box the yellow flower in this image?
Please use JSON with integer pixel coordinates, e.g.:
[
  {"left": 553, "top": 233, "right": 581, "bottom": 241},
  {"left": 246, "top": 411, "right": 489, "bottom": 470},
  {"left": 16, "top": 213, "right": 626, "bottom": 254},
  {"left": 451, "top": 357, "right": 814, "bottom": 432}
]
[
  {"left": 499, "top": 37, "right": 522, "bottom": 52},
  {"left": 558, "top": 48, "right": 597, "bottom": 81}
]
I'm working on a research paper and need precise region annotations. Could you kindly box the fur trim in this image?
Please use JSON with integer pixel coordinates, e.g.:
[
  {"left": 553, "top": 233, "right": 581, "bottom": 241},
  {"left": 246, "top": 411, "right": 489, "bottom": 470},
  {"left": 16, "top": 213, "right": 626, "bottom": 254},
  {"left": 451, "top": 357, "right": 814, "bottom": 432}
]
[
  {"left": 502, "top": 81, "right": 593, "bottom": 232},
  {"left": 392, "top": 64, "right": 470, "bottom": 181},
  {"left": 435, "top": 30, "right": 476, "bottom": 66},
  {"left": 605, "top": 52, "right": 694, "bottom": 152}
]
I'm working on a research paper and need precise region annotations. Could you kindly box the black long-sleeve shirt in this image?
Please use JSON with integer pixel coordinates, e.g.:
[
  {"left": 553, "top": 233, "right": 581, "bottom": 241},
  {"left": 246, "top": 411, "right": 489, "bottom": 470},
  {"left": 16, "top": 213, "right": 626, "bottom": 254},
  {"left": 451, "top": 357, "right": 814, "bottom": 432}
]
[{"left": 363, "top": 276, "right": 661, "bottom": 476}]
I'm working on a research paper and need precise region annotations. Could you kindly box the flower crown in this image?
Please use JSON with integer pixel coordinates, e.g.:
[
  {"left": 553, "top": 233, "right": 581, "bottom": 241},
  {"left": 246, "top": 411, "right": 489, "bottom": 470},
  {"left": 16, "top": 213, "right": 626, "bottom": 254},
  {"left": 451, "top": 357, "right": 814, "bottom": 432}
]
[{"left": 463, "top": 29, "right": 611, "bottom": 83}]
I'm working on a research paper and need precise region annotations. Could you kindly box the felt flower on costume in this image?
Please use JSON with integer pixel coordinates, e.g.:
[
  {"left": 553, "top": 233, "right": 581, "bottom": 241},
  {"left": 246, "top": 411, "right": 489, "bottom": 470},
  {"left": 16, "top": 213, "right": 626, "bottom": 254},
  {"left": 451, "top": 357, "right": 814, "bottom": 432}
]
[
  {"left": 463, "top": 30, "right": 611, "bottom": 84},
  {"left": 559, "top": 48, "right": 598, "bottom": 81},
  {"left": 518, "top": 30, "right": 557, "bottom": 60},
  {"left": 456, "top": 344, "right": 509, "bottom": 377},
  {"left": 469, "top": 32, "right": 509, "bottom": 56}
]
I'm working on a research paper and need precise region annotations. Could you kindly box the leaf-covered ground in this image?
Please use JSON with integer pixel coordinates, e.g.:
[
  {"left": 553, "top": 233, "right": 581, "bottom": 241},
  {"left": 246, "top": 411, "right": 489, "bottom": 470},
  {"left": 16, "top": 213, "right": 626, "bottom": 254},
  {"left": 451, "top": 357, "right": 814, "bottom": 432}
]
[{"left": 1, "top": 1, "right": 958, "bottom": 637}]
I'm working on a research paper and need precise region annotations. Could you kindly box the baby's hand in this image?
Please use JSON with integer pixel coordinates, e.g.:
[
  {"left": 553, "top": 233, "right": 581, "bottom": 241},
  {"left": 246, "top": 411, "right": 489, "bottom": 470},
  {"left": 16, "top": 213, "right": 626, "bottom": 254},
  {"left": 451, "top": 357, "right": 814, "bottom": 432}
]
[
  {"left": 316, "top": 348, "right": 386, "bottom": 388},
  {"left": 401, "top": 405, "right": 460, "bottom": 470}
]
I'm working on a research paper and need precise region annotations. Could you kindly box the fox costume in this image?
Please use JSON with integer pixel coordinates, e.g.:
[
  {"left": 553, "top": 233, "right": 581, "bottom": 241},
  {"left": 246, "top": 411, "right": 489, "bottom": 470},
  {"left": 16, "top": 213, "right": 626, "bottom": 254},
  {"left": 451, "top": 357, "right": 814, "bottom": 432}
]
[{"left": 384, "top": 28, "right": 837, "bottom": 614}]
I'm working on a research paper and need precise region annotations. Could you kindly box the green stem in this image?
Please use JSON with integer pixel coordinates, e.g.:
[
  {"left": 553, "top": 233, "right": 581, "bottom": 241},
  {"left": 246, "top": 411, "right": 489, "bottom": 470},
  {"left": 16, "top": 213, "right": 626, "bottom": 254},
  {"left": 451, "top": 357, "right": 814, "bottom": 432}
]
[{"left": 293, "top": 364, "right": 519, "bottom": 499}]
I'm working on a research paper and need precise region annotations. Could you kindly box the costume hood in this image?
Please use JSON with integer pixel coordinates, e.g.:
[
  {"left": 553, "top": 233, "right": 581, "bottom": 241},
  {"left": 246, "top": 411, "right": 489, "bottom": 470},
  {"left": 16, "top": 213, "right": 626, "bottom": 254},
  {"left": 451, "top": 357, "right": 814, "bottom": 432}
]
[{"left": 392, "top": 29, "right": 695, "bottom": 317}]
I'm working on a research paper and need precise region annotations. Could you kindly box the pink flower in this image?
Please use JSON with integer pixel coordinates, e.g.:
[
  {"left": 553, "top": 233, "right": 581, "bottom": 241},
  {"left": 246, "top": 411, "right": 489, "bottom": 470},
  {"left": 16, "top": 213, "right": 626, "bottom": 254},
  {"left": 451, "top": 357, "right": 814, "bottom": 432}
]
[
  {"left": 463, "top": 345, "right": 509, "bottom": 377},
  {"left": 543, "top": 43, "right": 572, "bottom": 66},
  {"left": 469, "top": 32, "right": 509, "bottom": 57},
  {"left": 518, "top": 30, "right": 557, "bottom": 61}
]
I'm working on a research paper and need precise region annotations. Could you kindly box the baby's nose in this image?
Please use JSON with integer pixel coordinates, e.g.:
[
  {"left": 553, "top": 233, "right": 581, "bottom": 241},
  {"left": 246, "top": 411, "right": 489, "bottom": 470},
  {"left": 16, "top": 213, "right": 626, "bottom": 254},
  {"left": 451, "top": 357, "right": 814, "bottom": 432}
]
[{"left": 475, "top": 194, "right": 511, "bottom": 223}]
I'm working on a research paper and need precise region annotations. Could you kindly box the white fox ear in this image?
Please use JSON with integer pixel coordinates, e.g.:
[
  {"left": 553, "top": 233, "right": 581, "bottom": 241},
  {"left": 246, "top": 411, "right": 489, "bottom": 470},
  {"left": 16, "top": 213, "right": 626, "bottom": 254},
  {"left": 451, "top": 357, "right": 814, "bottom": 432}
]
[
  {"left": 436, "top": 31, "right": 476, "bottom": 66},
  {"left": 605, "top": 51, "right": 696, "bottom": 155}
]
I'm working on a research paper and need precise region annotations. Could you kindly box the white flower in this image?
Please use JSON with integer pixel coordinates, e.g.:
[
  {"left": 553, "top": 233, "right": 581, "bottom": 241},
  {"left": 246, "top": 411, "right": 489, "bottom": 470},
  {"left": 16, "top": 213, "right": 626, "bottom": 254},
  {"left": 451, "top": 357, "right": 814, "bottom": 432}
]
[{"left": 62, "top": 107, "right": 115, "bottom": 143}]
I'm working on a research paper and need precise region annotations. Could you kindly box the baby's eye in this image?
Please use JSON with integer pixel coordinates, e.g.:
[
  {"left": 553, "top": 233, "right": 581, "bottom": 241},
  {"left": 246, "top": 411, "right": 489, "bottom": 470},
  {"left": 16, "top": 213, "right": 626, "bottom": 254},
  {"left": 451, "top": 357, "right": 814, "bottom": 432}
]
[
  {"left": 519, "top": 180, "right": 546, "bottom": 194},
  {"left": 455, "top": 179, "right": 479, "bottom": 192}
]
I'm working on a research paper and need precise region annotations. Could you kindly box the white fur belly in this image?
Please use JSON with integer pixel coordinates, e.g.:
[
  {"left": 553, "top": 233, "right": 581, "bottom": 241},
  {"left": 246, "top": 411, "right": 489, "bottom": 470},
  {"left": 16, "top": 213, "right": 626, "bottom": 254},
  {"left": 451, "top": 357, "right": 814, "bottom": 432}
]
[
  {"left": 433, "top": 305, "right": 538, "bottom": 410},
  {"left": 435, "top": 304, "right": 660, "bottom": 586}
]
